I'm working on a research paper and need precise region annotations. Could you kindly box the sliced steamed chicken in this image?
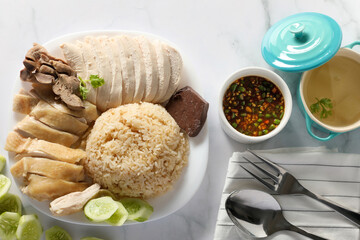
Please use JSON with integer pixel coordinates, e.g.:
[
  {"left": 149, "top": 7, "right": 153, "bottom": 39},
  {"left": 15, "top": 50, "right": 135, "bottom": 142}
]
[
  {"left": 5, "top": 131, "right": 86, "bottom": 164},
  {"left": 117, "top": 35, "right": 136, "bottom": 104},
  {"left": 107, "top": 37, "right": 123, "bottom": 108},
  {"left": 23, "top": 174, "right": 89, "bottom": 201},
  {"left": 90, "top": 36, "right": 113, "bottom": 112},
  {"left": 11, "top": 157, "right": 85, "bottom": 182},
  {"left": 15, "top": 116, "right": 78, "bottom": 147},
  {"left": 152, "top": 39, "right": 171, "bottom": 103},
  {"left": 30, "top": 84, "right": 98, "bottom": 123},
  {"left": 160, "top": 45, "right": 183, "bottom": 102},
  {"left": 60, "top": 42, "right": 86, "bottom": 78},
  {"left": 136, "top": 36, "right": 159, "bottom": 102},
  {"left": 126, "top": 36, "right": 146, "bottom": 103},
  {"left": 30, "top": 101, "right": 88, "bottom": 136}
]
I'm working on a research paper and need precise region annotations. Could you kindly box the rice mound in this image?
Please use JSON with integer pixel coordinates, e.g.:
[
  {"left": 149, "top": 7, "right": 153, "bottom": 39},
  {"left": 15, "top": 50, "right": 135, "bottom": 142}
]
[{"left": 85, "top": 102, "right": 189, "bottom": 198}]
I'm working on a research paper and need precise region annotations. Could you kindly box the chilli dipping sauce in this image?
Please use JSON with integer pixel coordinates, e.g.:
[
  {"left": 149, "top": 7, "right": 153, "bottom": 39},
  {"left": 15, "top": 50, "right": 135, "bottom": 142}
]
[{"left": 223, "top": 76, "right": 285, "bottom": 136}]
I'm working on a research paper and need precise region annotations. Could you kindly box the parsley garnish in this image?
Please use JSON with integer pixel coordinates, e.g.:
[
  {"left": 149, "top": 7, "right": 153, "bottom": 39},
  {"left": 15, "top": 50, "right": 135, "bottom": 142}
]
[
  {"left": 310, "top": 98, "right": 333, "bottom": 119},
  {"left": 79, "top": 75, "right": 105, "bottom": 100}
]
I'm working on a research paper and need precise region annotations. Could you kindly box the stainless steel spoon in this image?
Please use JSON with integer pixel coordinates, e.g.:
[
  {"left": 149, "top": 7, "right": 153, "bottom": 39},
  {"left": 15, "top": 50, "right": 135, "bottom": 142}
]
[{"left": 225, "top": 189, "right": 327, "bottom": 240}]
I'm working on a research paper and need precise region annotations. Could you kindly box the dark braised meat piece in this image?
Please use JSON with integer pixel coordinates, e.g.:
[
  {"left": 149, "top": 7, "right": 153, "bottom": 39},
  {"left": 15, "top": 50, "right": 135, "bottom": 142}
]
[
  {"left": 20, "top": 43, "right": 84, "bottom": 110},
  {"left": 166, "top": 86, "right": 209, "bottom": 137}
]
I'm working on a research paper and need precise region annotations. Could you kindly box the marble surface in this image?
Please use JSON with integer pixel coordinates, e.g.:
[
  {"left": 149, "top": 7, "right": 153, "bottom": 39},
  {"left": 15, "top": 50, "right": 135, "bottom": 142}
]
[{"left": 0, "top": 0, "right": 360, "bottom": 239}]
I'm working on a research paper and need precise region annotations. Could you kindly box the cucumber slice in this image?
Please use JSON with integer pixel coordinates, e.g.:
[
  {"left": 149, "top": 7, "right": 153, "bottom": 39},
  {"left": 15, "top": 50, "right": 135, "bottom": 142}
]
[
  {"left": 0, "top": 175, "right": 11, "bottom": 199},
  {"left": 92, "top": 189, "right": 117, "bottom": 200},
  {"left": 106, "top": 201, "right": 128, "bottom": 226},
  {"left": 0, "top": 212, "right": 20, "bottom": 240},
  {"left": 80, "top": 237, "right": 104, "bottom": 240},
  {"left": 16, "top": 214, "right": 42, "bottom": 240},
  {"left": 84, "top": 196, "right": 119, "bottom": 222},
  {"left": 0, "top": 193, "right": 22, "bottom": 215},
  {"left": 45, "top": 226, "right": 72, "bottom": 240},
  {"left": 0, "top": 155, "right": 6, "bottom": 172},
  {"left": 120, "top": 198, "right": 153, "bottom": 222}
]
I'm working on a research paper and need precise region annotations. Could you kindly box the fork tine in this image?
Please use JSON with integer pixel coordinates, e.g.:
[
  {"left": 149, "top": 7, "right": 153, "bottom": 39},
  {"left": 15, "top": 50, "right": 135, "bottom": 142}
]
[
  {"left": 247, "top": 149, "right": 285, "bottom": 173},
  {"left": 242, "top": 156, "right": 279, "bottom": 182},
  {"left": 240, "top": 165, "right": 276, "bottom": 191}
]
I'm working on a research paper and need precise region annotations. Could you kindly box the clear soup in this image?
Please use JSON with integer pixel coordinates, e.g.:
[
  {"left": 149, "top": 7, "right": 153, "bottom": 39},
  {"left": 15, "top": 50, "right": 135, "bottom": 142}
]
[{"left": 304, "top": 55, "right": 360, "bottom": 127}]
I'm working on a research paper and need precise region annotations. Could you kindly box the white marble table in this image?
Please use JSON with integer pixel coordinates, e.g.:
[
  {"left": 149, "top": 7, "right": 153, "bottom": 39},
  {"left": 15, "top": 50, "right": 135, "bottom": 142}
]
[{"left": 1, "top": 0, "right": 359, "bottom": 239}]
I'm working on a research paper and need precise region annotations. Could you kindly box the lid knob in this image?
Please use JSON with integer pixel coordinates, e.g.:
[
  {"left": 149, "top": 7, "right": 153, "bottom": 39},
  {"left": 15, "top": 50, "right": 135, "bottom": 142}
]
[{"left": 289, "top": 23, "right": 305, "bottom": 39}]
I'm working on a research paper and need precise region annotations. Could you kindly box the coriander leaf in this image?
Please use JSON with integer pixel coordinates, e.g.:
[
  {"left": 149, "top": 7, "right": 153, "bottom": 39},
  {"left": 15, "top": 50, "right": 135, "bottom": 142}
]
[
  {"left": 89, "top": 75, "right": 105, "bottom": 88},
  {"left": 310, "top": 97, "right": 333, "bottom": 119}
]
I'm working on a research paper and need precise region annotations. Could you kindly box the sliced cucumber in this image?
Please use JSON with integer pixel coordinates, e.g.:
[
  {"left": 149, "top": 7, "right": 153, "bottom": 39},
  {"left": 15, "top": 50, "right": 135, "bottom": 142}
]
[
  {"left": 0, "top": 212, "right": 20, "bottom": 240},
  {"left": 0, "top": 175, "right": 11, "bottom": 199},
  {"left": 0, "top": 155, "right": 6, "bottom": 172},
  {"left": 92, "top": 189, "right": 117, "bottom": 200},
  {"left": 84, "top": 196, "right": 119, "bottom": 222},
  {"left": 16, "top": 214, "right": 42, "bottom": 240},
  {"left": 45, "top": 226, "right": 72, "bottom": 240},
  {"left": 120, "top": 198, "right": 153, "bottom": 222},
  {"left": 0, "top": 193, "right": 22, "bottom": 215},
  {"left": 106, "top": 201, "right": 128, "bottom": 226}
]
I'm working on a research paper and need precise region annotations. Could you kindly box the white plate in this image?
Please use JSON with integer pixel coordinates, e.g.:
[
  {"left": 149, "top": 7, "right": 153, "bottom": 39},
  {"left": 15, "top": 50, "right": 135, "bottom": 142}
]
[{"left": 9, "top": 30, "right": 209, "bottom": 226}]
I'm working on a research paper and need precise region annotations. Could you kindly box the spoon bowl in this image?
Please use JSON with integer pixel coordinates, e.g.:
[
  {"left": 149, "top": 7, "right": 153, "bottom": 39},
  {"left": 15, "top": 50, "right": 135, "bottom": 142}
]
[{"left": 225, "top": 189, "right": 326, "bottom": 240}]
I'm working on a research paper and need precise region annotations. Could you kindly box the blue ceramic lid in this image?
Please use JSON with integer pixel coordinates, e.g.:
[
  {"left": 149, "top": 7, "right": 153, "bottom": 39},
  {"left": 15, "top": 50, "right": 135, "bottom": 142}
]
[{"left": 261, "top": 12, "right": 342, "bottom": 72}]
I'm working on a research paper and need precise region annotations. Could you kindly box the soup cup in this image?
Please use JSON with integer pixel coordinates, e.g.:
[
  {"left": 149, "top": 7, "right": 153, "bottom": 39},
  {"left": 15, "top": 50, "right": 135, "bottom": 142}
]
[
  {"left": 219, "top": 67, "right": 292, "bottom": 144},
  {"left": 298, "top": 41, "right": 360, "bottom": 141}
]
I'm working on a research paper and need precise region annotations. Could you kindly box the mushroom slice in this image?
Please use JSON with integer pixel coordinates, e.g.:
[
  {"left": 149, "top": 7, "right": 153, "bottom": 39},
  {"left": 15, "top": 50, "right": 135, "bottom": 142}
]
[
  {"left": 10, "top": 157, "right": 85, "bottom": 182},
  {"left": 50, "top": 183, "right": 100, "bottom": 216},
  {"left": 15, "top": 116, "right": 79, "bottom": 147},
  {"left": 52, "top": 74, "right": 84, "bottom": 111},
  {"left": 30, "top": 101, "right": 88, "bottom": 135},
  {"left": 22, "top": 174, "right": 89, "bottom": 201},
  {"left": 5, "top": 132, "right": 86, "bottom": 164}
]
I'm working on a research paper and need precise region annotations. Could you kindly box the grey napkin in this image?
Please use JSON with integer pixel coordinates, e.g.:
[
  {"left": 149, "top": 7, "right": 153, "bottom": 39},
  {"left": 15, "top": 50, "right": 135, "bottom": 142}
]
[{"left": 214, "top": 147, "right": 360, "bottom": 240}]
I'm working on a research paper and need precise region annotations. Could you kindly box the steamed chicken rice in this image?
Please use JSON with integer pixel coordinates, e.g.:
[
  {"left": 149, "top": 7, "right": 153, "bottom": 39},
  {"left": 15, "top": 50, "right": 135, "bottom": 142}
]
[{"left": 85, "top": 102, "right": 189, "bottom": 198}]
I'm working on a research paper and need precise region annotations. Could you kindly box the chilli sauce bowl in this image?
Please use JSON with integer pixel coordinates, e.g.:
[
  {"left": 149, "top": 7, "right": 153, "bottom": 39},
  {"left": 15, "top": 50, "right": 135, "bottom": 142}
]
[{"left": 219, "top": 67, "right": 292, "bottom": 144}]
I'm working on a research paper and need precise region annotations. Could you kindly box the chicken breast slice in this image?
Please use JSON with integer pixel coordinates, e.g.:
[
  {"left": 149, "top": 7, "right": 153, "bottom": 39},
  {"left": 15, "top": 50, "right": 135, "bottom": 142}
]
[
  {"left": 152, "top": 40, "right": 171, "bottom": 103},
  {"left": 50, "top": 183, "right": 100, "bottom": 216},
  {"left": 16, "top": 116, "right": 78, "bottom": 147},
  {"left": 30, "top": 84, "right": 98, "bottom": 123},
  {"left": 60, "top": 42, "right": 86, "bottom": 77},
  {"left": 11, "top": 157, "right": 84, "bottom": 182},
  {"left": 107, "top": 37, "right": 123, "bottom": 108},
  {"left": 126, "top": 36, "right": 146, "bottom": 103},
  {"left": 13, "top": 93, "right": 39, "bottom": 115},
  {"left": 30, "top": 101, "right": 88, "bottom": 135},
  {"left": 22, "top": 174, "right": 89, "bottom": 201},
  {"left": 136, "top": 36, "right": 159, "bottom": 102},
  {"left": 116, "top": 35, "right": 135, "bottom": 104},
  {"left": 91, "top": 36, "right": 113, "bottom": 112},
  {"left": 5, "top": 131, "right": 85, "bottom": 164},
  {"left": 83, "top": 36, "right": 103, "bottom": 105},
  {"left": 159, "top": 44, "right": 183, "bottom": 103}
]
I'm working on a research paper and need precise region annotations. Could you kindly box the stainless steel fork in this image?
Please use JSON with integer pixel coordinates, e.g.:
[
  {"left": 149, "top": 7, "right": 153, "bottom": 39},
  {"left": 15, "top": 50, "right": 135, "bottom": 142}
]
[{"left": 241, "top": 150, "right": 360, "bottom": 227}]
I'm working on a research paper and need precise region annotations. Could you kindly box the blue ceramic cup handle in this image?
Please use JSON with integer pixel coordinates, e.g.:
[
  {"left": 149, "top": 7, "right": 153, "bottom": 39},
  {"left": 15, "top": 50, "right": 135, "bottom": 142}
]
[
  {"left": 305, "top": 114, "right": 340, "bottom": 141},
  {"left": 344, "top": 41, "right": 360, "bottom": 49}
]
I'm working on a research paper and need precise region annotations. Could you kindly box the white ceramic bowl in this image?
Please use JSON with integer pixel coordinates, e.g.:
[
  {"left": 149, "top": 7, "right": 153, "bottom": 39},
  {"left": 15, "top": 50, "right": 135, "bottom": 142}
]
[{"left": 219, "top": 67, "right": 292, "bottom": 144}]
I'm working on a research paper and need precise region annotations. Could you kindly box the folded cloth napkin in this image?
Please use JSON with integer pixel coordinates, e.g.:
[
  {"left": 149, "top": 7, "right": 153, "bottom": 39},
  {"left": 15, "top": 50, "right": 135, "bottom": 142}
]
[{"left": 214, "top": 147, "right": 360, "bottom": 240}]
